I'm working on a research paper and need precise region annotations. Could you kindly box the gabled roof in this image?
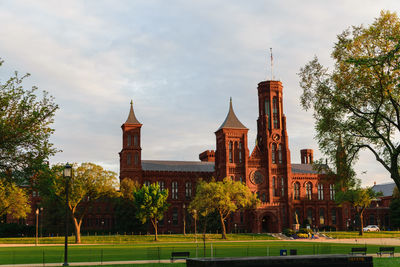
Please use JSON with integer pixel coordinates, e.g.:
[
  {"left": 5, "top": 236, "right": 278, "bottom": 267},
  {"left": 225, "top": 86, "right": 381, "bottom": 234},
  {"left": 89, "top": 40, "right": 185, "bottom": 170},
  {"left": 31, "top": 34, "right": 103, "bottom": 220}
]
[
  {"left": 217, "top": 98, "right": 247, "bottom": 131},
  {"left": 291, "top": 164, "right": 327, "bottom": 174},
  {"left": 372, "top": 182, "right": 396, "bottom": 197},
  {"left": 125, "top": 100, "right": 141, "bottom": 124},
  {"left": 142, "top": 160, "right": 215, "bottom": 173}
]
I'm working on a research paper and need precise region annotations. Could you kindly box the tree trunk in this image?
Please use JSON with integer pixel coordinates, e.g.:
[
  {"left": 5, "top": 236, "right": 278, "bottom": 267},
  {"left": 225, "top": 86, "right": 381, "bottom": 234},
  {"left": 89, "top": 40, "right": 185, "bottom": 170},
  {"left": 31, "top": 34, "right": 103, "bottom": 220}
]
[
  {"left": 151, "top": 219, "right": 158, "bottom": 241},
  {"left": 219, "top": 212, "right": 227, "bottom": 239},
  {"left": 72, "top": 216, "right": 82, "bottom": 244},
  {"left": 359, "top": 212, "right": 364, "bottom": 236}
]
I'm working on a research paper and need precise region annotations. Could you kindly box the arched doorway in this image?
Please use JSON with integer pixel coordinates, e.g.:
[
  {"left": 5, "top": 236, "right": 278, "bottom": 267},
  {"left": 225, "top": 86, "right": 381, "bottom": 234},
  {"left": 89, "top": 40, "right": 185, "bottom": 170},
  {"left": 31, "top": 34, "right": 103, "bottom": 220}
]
[{"left": 261, "top": 213, "right": 278, "bottom": 233}]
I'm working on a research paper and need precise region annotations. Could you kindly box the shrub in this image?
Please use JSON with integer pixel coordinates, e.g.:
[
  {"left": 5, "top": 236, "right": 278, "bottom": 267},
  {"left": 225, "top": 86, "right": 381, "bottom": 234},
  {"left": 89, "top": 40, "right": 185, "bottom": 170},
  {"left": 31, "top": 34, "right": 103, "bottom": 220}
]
[
  {"left": 299, "top": 228, "right": 313, "bottom": 234},
  {"left": 282, "top": 228, "right": 295, "bottom": 237}
]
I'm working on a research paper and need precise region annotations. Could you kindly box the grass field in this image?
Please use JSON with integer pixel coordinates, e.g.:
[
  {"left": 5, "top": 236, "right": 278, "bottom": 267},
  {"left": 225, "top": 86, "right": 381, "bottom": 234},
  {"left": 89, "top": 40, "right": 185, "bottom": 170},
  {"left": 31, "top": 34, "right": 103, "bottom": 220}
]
[
  {"left": 0, "top": 241, "right": 399, "bottom": 265},
  {"left": 323, "top": 231, "right": 400, "bottom": 239},
  {"left": 0, "top": 233, "right": 276, "bottom": 244}
]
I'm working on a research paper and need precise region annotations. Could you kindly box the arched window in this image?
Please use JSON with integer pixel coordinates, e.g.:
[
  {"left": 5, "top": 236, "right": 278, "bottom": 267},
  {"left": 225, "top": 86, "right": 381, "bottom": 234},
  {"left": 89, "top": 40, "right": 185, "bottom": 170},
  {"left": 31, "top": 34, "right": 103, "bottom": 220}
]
[
  {"left": 262, "top": 193, "right": 266, "bottom": 203},
  {"left": 265, "top": 98, "right": 271, "bottom": 130},
  {"left": 229, "top": 142, "right": 233, "bottom": 163},
  {"left": 293, "top": 182, "right": 299, "bottom": 200},
  {"left": 172, "top": 181, "right": 178, "bottom": 200},
  {"left": 239, "top": 142, "right": 243, "bottom": 163},
  {"left": 172, "top": 207, "right": 178, "bottom": 225},
  {"left": 273, "top": 177, "right": 278, "bottom": 197},
  {"left": 273, "top": 97, "right": 279, "bottom": 128},
  {"left": 307, "top": 208, "right": 313, "bottom": 225},
  {"left": 331, "top": 209, "right": 336, "bottom": 225},
  {"left": 306, "top": 182, "right": 312, "bottom": 200},
  {"left": 280, "top": 177, "right": 285, "bottom": 196},
  {"left": 319, "top": 208, "right": 325, "bottom": 225},
  {"left": 134, "top": 134, "right": 138, "bottom": 147},
  {"left": 318, "top": 184, "right": 324, "bottom": 200},
  {"left": 271, "top": 143, "right": 277, "bottom": 164},
  {"left": 127, "top": 134, "right": 132, "bottom": 146},
  {"left": 134, "top": 152, "right": 139, "bottom": 165},
  {"left": 185, "top": 182, "right": 192, "bottom": 199},
  {"left": 127, "top": 153, "right": 132, "bottom": 165},
  {"left": 278, "top": 144, "right": 283, "bottom": 164},
  {"left": 329, "top": 184, "right": 335, "bottom": 200}
]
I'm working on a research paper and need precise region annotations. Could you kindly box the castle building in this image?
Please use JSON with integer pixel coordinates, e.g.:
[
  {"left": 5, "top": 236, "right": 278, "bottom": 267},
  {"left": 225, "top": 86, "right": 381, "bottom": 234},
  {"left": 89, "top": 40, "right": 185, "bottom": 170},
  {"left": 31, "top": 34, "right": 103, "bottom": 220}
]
[{"left": 120, "top": 79, "right": 347, "bottom": 233}]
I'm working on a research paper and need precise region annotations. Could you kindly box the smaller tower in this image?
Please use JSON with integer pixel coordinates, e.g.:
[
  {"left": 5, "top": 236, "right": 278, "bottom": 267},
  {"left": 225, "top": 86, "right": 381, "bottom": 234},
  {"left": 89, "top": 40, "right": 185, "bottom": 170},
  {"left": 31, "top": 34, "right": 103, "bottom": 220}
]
[
  {"left": 300, "top": 149, "right": 313, "bottom": 164},
  {"left": 119, "top": 101, "right": 142, "bottom": 183}
]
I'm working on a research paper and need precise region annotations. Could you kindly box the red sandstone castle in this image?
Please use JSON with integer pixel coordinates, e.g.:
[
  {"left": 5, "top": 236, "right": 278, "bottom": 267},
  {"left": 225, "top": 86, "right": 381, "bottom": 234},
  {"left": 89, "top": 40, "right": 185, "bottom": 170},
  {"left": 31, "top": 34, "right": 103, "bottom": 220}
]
[{"left": 119, "top": 79, "right": 349, "bottom": 233}]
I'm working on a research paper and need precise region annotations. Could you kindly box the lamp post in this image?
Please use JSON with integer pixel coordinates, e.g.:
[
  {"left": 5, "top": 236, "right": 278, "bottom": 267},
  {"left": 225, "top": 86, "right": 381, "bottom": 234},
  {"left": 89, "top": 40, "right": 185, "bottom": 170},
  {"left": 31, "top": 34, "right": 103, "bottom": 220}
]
[
  {"left": 35, "top": 208, "right": 39, "bottom": 246},
  {"left": 63, "top": 163, "right": 72, "bottom": 266},
  {"left": 40, "top": 207, "right": 43, "bottom": 238},
  {"left": 182, "top": 203, "right": 186, "bottom": 236}
]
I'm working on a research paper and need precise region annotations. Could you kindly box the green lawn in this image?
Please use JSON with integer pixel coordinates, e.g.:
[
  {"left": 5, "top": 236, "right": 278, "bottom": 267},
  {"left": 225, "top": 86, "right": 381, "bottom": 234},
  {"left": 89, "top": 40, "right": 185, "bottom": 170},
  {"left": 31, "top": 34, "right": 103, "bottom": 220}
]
[
  {"left": 0, "top": 241, "right": 398, "bottom": 265},
  {"left": 0, "top": 233, "right": 276, "bottom": 244},
  {"left": 323, "top": 231, "right": 400, "bottom": 239}
]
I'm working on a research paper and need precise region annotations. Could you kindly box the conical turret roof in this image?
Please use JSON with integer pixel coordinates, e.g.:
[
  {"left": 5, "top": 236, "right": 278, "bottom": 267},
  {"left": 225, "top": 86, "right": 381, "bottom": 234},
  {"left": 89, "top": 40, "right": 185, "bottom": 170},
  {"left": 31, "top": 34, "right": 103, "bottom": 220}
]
[
  {"left": 217, "top": 98, "right": 247, "bottom": 131},
  {"left": 125, "top": 100, "right": 141, "bottom": 124}
]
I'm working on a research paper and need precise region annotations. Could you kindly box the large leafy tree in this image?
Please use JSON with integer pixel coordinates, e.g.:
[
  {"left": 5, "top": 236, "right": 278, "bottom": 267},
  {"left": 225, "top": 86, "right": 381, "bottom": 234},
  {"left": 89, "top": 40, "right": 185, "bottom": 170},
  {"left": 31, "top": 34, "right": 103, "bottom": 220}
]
[
  {"left": 336, "top": 184, "right": 381, "bottom": 235},
  {"left": 389, "top": 186, "right": 400, "bottom": 228},
  {"left": 133, "top": 183, "right": 169, "bottom": 241},
  {"left": 189, "top": 178, "right": 258, "bottom": 239},
  {"left": 299, "top": 11, "right": 400, "bottom": 190},
  {"left": 0, "top": 59, "right": 58, "bottom": 182},
  {"left": 39, "top": 163, "right": 117, "bottom": 243},
  {"left": 0, "top": 179, "right": 30, "bottom": 219}
]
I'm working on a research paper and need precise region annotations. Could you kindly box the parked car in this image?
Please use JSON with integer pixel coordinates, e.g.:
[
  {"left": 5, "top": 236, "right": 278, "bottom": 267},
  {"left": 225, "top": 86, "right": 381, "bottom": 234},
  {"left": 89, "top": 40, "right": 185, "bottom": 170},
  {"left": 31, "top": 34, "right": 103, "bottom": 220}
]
[{"left": 363, "top": 225, "right": 380, "bottom": 232}]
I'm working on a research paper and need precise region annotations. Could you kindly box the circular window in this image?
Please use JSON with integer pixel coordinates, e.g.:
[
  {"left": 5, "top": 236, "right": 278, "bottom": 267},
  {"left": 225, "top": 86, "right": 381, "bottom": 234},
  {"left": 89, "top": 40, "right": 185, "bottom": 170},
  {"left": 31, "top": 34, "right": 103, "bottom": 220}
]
[{"left": 250, "top": 171, "right": 264, "bottom": 185}]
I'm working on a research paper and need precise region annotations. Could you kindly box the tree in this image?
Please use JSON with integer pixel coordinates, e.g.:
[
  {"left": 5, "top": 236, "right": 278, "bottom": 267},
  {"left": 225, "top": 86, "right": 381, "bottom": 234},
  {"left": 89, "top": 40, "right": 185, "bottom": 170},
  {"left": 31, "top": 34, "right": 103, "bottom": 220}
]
[
  {"left": 389, "top": 186, "right": 400, "bottom": 229},
  {"left": 299, "top": 11, "right": 400, "bottom": 190},
  {"left": 0, "top": 59, "right": 58, "bottom": 183},
  {"left": 113, "top": 178, "right": 146, "bottom": 234},
  {"left": 189, "top": 178, "right": 258, "bottom": 239},
  {"left": 39, "top": 163, "right": 117, "bottom": 243},
  {"left": 336, "top": 184, "right": 381, "bottom": 235},
  {"left": 133, "top": 183, "right": 169, "bottom": 241},
  {"left": 0, "top": 179, "right": 30, "bottom": 219}
]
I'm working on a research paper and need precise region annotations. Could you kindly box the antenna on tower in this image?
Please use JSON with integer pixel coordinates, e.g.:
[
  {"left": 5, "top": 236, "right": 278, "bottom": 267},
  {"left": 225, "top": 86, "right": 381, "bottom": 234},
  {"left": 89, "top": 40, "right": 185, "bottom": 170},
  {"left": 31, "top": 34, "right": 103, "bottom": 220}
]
[{"left": 270, "top": 47, "right": 274, "bottom": 80}]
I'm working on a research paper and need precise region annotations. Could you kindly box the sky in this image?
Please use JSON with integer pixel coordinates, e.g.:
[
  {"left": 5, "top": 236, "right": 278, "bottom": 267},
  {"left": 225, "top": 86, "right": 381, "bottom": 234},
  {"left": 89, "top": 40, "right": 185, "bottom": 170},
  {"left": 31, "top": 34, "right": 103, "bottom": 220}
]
[{"left": 0, "top": 0, "right": 398, "bottom": 186}]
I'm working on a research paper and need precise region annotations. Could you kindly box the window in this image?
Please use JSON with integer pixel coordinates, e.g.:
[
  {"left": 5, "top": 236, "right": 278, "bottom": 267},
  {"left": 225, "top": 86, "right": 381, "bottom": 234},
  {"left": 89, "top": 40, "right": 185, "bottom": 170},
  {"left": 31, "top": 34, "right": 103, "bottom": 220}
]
[
  {"left": 273, "top": 97, "right": 279, "bottom": 128},
  {"left": 294, "top": 182, "right": 300, "bottom": 200},
  {"left": 172, "top": 181, "right": 178, "bottom": 200},
  {"left": 134, "top": 152, "right": 139, "bottom": 165},
  {"left": 144, "top": 180, "right": 150, "bottom": 187},
  {"left": 134, "top": 134, "right": 138, "bottom": 147},
  {"left": 306, "top": 182, "right": 312, "bottom": 200},
  {"left": 278, "top": 144, "right": 283, "bottom": 164},
  {"left": 158, "top": 181, "right": 165, "bottom": 191},
  {"left": 273, "top": 177, "right": 278, "bottom": 197},
  {"left": 185, "top": 182, "right": 192, "bottom": 198},
  {"left": 319, "top": 208, "right": 325, "bottom": 225},
  {"left": 229, "top": 142, "right": 233, "bottom": 163},
  {"left": 329, "top": 184, "right": 335, "bottom": 200},
  {"left": 331, "top": 209, "right": 336, "bottom": 225},
  {"left": 239, "top": 177, "right": 243, "bottom": 184},
  {"left": 369, "top": 214, "right": 375, "bottom": 225},
  {"left": 127, "top": 153, "right": 131, "bottom": 165},
  {"left": 127, "top": 134, "right": 132, "bottom": 146},
  {"left": 265, "top": 99, "right": 271, "bottom": 130},
  {"left": 307, "top": 208, "right": 313, "bottom": 225},
  {"left": 239, "top": 142, "right": 243, "bottom": 163},
  {"left": 271, "top": 143, "right": 276, "bottom": 164},
  {"left": 172, "top": 207, "right": 178, "bottom": 225},
  {"left": 240, "top": 212, "right": 244, "bottom": 223},
  {"left": 33, "top": 191, "right": 37, "bottom": 197},
  {"left": 280, "top": 177, "right": 285, "bottom": 196},
  {"left": 262, "top": 193, "right": 266, "bottom": 203},
  {"left": 318, "top": 184, "right": 324, "bottom": 200},
  {"left": 256, "top": 191, "right": 260, "bottom": 199}
]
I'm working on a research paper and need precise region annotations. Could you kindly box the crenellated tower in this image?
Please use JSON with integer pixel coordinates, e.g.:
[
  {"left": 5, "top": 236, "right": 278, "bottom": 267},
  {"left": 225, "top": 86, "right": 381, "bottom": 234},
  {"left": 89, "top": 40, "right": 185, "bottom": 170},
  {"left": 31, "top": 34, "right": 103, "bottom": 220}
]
[
  {"left": 119, "top": 101, "right": 142, "bottom": 183},
  {"left": 215, "top": 98, "right": 249, "bottom": 183}
]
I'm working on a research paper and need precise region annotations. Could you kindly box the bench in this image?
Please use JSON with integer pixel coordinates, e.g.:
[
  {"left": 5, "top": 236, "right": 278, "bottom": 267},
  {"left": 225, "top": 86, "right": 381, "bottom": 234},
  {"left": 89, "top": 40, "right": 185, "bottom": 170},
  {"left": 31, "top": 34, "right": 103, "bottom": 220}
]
[
  {"left": 350, "top": 247, "right": 367, "bottom": 255},
  {"left": 171, "top": 251, "right": 190, "bottom": 261},
  {"left": 377, "top": 247, "right": 395, "bottom": 257}
]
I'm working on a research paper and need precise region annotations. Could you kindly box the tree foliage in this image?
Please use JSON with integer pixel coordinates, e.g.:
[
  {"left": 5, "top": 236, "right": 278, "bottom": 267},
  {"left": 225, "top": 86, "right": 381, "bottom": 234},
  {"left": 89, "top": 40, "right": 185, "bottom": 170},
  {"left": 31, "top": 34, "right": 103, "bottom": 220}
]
[
  {"left": 0, "top": 59, "right": 58, "bottom": 182},
  {"left": 299, "top": 11, "right": 400, "bottom": 190},
  {"left": 0, "top": 179, "right": 30, "bottom": 219},
  {"left": 335, "top": 184, "right": 381, "bottom": 235},
  {"left": 390, "top": 186, "right": 400, "bottom": 228},
  {"left": 189, "top": 178, "right": 258, "bottom": 239},
  {"left": 133, "top": 183, "right": 169, "bottom": 241},
  {"left": 39, "top": 163, "right": 117, "bottom": 243}
]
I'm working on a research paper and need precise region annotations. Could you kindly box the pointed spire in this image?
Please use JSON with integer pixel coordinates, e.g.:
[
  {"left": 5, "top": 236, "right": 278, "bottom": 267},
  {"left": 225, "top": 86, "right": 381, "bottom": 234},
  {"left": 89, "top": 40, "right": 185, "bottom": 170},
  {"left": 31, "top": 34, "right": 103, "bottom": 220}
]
[
  {"left": 217, "top": 98, "right": 247, "bottom": 130},
  {"left": 125, "top": 100, "right": 141, "bottom": 124}
]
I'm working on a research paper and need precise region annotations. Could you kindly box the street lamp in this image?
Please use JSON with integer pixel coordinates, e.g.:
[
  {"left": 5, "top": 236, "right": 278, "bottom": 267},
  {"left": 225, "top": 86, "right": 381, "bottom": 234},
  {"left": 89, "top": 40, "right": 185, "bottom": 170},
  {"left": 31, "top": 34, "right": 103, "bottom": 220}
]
[
  {"left": 63, "top": 163, "right": 72, "bottom": 266},
  {"left": 182, "top": 203, "right": 186, "bottom": 236},
  {"left": 40, "top": 207, "right": 43, "bottom": 238},
  {"left": 35, "top": 208, "right": 39, "bottom": 246}
]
